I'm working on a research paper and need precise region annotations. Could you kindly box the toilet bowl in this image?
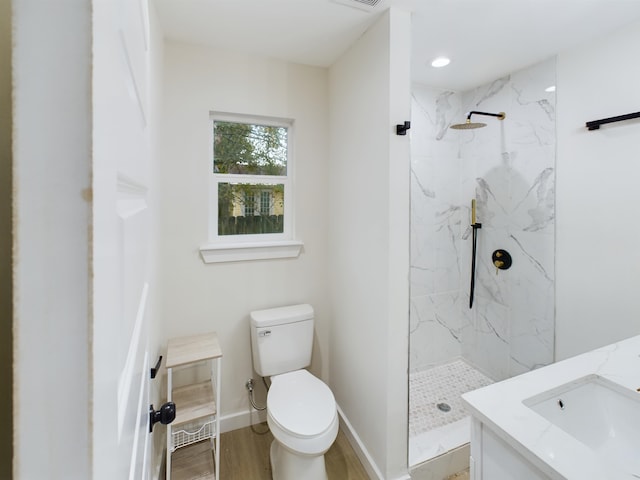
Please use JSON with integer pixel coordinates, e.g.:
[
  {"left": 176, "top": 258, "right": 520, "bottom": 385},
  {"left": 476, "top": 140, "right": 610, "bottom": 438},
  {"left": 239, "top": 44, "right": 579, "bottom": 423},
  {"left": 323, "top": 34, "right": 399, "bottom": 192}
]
[
  {"left": 267, "top": 370, "right": 338, "bottom": 479},
  {"left": 249, "top": 304, "right": 338, "bottom": 480}
]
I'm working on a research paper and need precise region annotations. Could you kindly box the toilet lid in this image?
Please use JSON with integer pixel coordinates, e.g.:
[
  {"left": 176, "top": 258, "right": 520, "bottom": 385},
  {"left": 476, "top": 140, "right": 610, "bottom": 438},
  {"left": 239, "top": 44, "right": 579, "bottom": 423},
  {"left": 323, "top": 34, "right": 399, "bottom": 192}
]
[{"left": 268, "top": 370, "right": 336, "bottom": 438}]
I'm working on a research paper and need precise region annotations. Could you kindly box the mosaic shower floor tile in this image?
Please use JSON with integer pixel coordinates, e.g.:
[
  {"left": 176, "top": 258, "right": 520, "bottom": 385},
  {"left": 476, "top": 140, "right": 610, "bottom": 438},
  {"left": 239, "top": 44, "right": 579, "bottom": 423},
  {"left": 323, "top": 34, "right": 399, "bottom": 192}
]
[{"left": 409, "top": 359, "right": 493, "bottom": 437}]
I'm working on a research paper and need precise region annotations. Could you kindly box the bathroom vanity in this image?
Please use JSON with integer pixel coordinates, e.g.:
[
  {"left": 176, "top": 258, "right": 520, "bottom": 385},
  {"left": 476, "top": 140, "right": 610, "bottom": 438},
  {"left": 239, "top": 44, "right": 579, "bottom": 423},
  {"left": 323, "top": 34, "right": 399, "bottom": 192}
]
[{"left": 462, "top": 335, "right": 640, "bottom": 480}]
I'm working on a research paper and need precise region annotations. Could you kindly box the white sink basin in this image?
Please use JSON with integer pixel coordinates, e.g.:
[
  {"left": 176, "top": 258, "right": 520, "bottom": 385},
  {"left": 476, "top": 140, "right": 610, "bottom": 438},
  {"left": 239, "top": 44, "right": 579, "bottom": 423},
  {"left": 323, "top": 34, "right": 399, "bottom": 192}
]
[{"left": 524, "top": 374, "right": 640, "bottom": 474}]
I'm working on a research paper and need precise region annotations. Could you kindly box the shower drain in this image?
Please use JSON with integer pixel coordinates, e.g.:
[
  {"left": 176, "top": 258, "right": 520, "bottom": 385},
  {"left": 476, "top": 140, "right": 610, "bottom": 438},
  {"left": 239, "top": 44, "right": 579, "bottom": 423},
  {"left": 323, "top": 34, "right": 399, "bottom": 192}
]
[{"left": 436, "top": 402, "right": 452, "bottom": 413}]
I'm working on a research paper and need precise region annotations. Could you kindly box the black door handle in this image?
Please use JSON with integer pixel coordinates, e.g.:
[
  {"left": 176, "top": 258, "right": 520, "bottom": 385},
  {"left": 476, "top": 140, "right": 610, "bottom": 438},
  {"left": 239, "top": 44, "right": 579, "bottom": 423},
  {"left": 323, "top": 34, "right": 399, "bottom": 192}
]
[{"left": 149, "top": 402, "right": 176, "bottom": 433}]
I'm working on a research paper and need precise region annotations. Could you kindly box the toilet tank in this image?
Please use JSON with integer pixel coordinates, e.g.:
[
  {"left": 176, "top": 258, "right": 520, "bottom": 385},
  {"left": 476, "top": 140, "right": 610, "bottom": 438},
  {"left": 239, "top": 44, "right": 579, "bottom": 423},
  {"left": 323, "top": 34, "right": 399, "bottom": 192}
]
[{"left": 250, "top": 304, "right": 314, "bottom": 377}]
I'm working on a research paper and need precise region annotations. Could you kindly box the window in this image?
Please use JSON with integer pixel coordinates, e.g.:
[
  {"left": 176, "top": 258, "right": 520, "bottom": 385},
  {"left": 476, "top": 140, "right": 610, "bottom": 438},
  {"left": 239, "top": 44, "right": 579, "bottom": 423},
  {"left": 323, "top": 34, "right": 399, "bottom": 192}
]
[
  {"left": 243, "top": 191, "right": 255, "bottom": 217},
  {"left": 201, "top": 113, "right": 302, "bottom": 263},
  {"left": 260, "top": 191, "right": 271, "bottom": 216}
]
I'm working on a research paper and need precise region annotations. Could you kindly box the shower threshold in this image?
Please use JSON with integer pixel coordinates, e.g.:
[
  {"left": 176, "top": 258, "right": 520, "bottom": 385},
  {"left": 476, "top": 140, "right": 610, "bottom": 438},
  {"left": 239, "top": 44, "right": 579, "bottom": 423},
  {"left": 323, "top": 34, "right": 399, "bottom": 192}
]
[{"left": 409, "top": 359, "right": 493, "bottom": 467}]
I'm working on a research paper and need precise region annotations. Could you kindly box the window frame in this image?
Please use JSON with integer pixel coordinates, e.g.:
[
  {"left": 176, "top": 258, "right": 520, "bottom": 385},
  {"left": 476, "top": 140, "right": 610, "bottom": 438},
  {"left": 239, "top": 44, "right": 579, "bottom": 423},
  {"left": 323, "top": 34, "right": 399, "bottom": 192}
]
[{"left": 200, "top": 112, "right": 302, "bottom": 263}]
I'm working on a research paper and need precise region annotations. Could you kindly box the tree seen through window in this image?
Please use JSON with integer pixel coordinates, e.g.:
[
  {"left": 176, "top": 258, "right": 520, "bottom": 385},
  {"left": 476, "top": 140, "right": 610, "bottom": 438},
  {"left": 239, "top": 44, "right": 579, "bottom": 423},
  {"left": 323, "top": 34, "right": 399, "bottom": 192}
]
[{"left": 213, "top": 120, "right": 288, "bottom": 236}]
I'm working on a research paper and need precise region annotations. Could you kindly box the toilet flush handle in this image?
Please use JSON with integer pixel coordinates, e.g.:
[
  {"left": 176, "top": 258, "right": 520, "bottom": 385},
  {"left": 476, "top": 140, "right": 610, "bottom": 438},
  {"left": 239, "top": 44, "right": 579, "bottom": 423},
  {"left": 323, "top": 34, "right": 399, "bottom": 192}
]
[{"left": 258, "top": 330, "right": 271, "bottom": 337}]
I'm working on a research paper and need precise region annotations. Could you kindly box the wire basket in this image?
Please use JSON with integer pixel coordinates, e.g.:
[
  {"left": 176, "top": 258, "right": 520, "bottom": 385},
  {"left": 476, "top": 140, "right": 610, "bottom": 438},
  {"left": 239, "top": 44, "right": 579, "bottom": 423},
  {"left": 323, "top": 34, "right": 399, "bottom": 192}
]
[{"left": 171, "top": 418, "right": 215, "bottom": 450}]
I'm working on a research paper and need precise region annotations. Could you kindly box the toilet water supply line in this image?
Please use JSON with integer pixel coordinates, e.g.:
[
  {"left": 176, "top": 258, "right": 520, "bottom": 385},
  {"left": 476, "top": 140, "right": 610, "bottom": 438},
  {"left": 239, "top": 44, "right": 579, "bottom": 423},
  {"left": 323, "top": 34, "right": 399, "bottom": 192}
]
[
  {"left": 469, "top": 199, "right": 482, "bottom": 309},
  {"left": 246, "top": 377, "right": 268, "bottom": 411}
]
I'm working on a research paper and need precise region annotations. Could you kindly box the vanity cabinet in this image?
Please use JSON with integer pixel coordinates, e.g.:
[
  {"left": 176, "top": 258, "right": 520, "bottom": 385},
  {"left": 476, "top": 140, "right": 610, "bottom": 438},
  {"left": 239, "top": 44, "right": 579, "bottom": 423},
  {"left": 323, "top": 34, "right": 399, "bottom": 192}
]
[
  {"left": 469, "top": 418, "right": 551, "bottom": 480},
  {"left": 464, "top": 335, "right": 640, "bottom": 480},
  {"left": 166, "top": 332, "right": 222, "bottom": 480}
]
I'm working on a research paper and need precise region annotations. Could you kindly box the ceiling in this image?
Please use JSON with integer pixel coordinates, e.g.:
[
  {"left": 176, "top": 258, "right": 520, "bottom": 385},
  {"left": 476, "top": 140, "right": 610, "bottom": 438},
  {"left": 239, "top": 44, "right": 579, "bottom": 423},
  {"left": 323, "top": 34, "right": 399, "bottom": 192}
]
[{"left": 154, "top": 0, "right": 640, "bottom": 92}]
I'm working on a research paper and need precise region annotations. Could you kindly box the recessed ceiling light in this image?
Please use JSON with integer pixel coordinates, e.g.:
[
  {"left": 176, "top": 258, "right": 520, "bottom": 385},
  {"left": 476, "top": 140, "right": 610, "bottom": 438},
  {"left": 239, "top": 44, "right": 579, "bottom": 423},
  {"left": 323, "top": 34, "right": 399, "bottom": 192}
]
[
  {"left": 545, "top": 85, "right": 556, "bottom": 92},
  {"left": 431, "top": 57, "right": 451, "bottom": 68}
]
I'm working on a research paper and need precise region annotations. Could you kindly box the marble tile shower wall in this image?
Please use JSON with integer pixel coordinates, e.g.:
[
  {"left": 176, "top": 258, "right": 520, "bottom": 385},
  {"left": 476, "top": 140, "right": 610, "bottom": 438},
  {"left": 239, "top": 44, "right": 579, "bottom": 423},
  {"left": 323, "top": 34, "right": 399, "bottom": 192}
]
[
  {"left": 409, "top": 58, "right": 556, "bottom": 380},
  {"left": 409, "top": 85, "right": 465, "bottom": 372}
]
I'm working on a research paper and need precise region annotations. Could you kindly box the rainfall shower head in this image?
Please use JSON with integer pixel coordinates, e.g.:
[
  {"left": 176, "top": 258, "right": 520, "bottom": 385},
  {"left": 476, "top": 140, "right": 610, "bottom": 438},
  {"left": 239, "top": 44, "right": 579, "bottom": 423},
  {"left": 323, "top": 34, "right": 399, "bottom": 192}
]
[
  {"left": 450, "top": 111, "right": 506, "bottom": 130},
  {"left": 450, "top": 121, "right": 487, "bottom": 130}
]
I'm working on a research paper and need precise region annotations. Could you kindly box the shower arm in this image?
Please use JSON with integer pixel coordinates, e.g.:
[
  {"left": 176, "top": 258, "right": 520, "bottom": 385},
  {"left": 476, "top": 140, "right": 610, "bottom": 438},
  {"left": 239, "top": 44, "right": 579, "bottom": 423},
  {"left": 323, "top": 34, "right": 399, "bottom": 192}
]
[{"left": 467, "top": 111, "right": 506, "bottom": 121}]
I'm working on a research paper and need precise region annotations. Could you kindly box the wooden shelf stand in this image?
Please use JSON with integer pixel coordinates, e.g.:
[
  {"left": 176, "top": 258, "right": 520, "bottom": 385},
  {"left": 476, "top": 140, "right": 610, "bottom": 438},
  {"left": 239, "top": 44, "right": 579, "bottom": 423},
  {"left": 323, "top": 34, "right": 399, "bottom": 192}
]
[{"left": 166, "top": 332, "right": 222, "bottom": 480}]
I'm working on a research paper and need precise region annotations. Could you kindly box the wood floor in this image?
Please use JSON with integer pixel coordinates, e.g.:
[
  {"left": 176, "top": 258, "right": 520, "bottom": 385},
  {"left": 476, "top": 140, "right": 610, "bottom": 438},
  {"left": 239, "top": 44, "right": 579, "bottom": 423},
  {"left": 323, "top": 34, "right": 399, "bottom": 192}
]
[{"left": 219, "top": 423, "right": 370, "bottom": 480}]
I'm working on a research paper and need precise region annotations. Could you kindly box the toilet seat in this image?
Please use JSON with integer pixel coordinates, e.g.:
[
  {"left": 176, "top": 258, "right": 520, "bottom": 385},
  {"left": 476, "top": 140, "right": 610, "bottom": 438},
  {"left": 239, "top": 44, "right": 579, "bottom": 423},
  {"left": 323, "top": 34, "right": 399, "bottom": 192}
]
[
  {"left": 267, "top": 369, "right": 338, "bottom": 455},
  {"left": 268, "top": 369, "right": 336, "bottom": 437}
]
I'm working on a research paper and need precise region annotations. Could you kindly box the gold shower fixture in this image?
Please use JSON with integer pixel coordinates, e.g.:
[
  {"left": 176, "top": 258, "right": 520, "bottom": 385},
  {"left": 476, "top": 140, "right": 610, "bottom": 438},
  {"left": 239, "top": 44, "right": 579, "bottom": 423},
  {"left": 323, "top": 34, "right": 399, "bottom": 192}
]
[{"left": 451, "top": 111, "right": 506, "bottom": 130}]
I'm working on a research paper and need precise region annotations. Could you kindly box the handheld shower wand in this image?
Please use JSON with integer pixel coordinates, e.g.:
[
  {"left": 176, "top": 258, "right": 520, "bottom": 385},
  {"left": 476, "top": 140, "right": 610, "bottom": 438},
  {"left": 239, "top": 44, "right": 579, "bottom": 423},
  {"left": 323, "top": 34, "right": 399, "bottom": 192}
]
[{"left": 469, "top": 199, "right": 481, "bottom": 308}]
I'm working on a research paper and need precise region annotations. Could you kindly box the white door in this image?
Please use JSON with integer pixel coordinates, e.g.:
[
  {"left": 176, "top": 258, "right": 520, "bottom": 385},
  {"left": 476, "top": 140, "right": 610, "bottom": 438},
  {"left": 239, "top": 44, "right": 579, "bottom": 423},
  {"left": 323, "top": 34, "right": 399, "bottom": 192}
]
[
  {"left": 93, "top": 0, "right": 154, "bottom": 478},
  {"left": 12, "top": 0, "right": 156, "bottom": 477}
]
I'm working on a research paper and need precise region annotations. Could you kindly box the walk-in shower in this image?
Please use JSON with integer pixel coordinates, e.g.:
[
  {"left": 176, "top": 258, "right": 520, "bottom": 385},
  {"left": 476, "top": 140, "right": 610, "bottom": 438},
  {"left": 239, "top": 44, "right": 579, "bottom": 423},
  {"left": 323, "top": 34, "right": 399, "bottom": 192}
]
[{"left": 409, "top": 57, "right": 556, "bottom": 474}]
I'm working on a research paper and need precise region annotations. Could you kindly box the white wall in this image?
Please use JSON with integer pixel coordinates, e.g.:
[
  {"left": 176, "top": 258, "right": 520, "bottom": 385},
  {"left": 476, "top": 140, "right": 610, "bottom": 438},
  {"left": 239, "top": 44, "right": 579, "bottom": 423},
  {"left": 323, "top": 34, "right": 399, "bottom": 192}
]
[
  {"left": 158, "top": 42, "right": 330, "bottom": 429},
  {"left": 556, "top": 20, "right": 640, "bottom": 360},
  {"left": 328, "top": 8, "right": 411, "bottom": 479},
  {"left": 0, "top": 1, "right": 11, "bottom": 478}
]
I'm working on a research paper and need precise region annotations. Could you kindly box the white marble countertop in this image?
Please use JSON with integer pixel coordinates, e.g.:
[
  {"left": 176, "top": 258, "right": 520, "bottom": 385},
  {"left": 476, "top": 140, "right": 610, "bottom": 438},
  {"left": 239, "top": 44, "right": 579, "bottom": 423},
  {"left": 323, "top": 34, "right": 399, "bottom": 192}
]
[{"left": 462, "top": 334, "right": 640, "bottom": 480}]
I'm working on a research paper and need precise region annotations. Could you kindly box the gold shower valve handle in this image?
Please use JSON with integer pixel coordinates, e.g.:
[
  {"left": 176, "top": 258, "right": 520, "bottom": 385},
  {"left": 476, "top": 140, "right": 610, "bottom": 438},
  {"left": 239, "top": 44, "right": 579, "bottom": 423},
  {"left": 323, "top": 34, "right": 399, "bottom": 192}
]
[{"left": 491, "top": 249, "right": 512, "bottom": 275}]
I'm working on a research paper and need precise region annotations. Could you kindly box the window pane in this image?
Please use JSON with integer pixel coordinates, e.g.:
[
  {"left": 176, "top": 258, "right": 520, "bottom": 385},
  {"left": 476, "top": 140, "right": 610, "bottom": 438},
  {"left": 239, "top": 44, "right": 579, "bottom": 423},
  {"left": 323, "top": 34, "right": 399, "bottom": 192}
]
[
  {"left": 244, "top": 192, "right": 255, "bottom": 217},
  {"left": 218, "top": 183, "right": 284, "bottom": 235},
  {"left": 260, "top": 191, "right": 270, "bottom": 215},
  {"left": 214, "top": 121, "right": 287, "bottom": 176}
]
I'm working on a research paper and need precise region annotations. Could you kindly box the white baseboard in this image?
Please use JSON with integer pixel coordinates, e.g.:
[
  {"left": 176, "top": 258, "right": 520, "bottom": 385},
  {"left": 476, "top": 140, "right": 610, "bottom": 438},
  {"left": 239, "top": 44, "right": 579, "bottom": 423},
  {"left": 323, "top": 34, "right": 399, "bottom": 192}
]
[
  {"left": 337, "top": 404, "right": 383, "bottom": 480},
  {"left": 219, "top": 408, "right": 267, "bottom": 433},
  {"left": 337, "top": 405, "right": 411, "bottom": 480}
]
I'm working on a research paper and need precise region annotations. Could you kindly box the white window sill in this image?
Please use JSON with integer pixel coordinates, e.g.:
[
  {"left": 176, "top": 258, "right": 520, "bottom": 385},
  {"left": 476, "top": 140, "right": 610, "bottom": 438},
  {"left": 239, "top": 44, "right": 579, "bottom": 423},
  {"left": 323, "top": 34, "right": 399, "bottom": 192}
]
[{"left": 199, "top": 240, "right": 304, "bottom": 264}]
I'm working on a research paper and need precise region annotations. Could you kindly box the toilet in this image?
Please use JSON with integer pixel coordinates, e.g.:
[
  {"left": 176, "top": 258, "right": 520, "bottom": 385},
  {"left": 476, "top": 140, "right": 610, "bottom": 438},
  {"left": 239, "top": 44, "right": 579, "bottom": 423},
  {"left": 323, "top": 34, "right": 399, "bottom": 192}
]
[{"left": 250, "top": 304, "right": 338, "bottom": 480}]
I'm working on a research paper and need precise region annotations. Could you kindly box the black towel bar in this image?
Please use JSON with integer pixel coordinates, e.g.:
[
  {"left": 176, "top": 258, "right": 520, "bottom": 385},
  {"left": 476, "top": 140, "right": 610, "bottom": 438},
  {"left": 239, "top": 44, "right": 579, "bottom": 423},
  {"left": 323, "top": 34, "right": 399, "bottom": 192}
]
[{"left": 586, "top": 111, "right": 640, "bottom": 130}]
